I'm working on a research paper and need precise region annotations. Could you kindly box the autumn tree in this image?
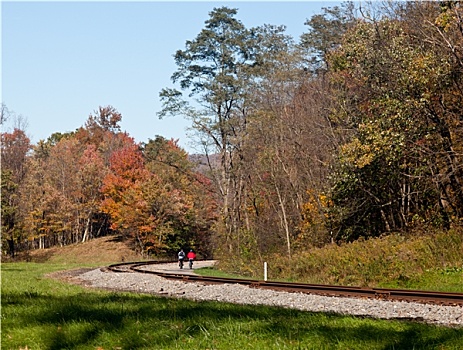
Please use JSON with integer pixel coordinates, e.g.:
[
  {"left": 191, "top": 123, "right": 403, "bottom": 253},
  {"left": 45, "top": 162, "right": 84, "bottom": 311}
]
[
  {"left": 77, "top": 105, "right": 124, "bottom": 165},
  {"left": 19, "top": 136, "right": 83, "bottom": 247},
  {"left": 1, "top": 128, "right": 31, "bottom": 183},
  {"left": 15, "top": 107, "right": 124, "bottom": 252},
  {"left": 231, "top": 8, "right": 351, "bottom": 257},
  {"left": 1, "top": 170, "right": 20, "bottom": 256},
  {"left": 100, "top": 134, "right": 151, "bottom": 252},
  {"left": 100, "top": 135, "right": 216, "bottom": 256},
  {"left": 143, "top": 137, "right": 217, "bottom": 257},
  {"left": 327, "top": 1, "right": 463, "bottom": 240},
  {"left": 398, "top": 1, "right": 463, "bottom": 222},
  {"left": 1, "top": 127, "right": 31, "bottom": 256},
  {"left": 78, "top": 144, "right": 107, "bottom": 242}
]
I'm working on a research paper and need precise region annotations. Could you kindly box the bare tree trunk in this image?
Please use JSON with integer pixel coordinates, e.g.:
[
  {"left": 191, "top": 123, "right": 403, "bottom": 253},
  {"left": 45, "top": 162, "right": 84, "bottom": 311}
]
[
  {"left": 82, "top": 216, "right": 91, "bottom": 243},
  {"left": 274, "top": 183, "right": 291, "bottom": 259}
]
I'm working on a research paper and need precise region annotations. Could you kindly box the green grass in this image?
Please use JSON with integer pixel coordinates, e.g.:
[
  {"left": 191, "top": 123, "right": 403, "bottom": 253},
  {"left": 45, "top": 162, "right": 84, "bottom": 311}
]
[
  {"left": 2, "top": 262, "right": 463, "bottom": 349},
  {"left": 197, "top": 266, "right": 463, "bottom": 293},
  {"left": 195, "top": 266, "right": 257, "bottom": 280},
  {"left": 378, "top": 266, "right": 463, "bottom": 292}
]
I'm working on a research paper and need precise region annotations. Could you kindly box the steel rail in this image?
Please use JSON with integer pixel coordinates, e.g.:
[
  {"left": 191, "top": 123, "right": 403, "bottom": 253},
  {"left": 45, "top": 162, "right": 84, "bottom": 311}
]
[{"left": 106, "top": 261, "right": 463, "bottom": 306}]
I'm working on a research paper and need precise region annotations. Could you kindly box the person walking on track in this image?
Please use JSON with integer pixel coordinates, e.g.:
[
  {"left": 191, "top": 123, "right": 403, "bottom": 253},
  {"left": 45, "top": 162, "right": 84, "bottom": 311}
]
[
  {"left": 178, "top": 249, "right": 185, "bottom": 269},
  {"left": 187, "top": 249, "right": 196, "bottom": 269}
]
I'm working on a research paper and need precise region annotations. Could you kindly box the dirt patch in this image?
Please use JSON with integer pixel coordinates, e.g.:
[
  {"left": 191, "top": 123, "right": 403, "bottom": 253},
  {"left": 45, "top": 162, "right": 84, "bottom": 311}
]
[
  {"left": 47, "top": 267, "right": 95, "bottom": 280},
  {"left": 45, "top": 267, "right": 100, "bottom": 289}
]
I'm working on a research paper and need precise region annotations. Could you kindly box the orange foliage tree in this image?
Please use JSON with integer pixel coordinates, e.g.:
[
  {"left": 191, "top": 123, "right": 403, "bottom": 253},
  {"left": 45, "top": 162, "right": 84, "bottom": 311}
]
[
  {"left": 100, "top": 135, "right": 153, "bottom": 252},
  {"left": 101, "top": 135, "right": 217, "bottom": 256}
]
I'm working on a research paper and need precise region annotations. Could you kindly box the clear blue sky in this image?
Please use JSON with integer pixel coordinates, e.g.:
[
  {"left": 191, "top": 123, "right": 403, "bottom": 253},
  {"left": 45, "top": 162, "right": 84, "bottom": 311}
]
[{"left": 2, "top": 1, "right": 342, "bottom": 153}]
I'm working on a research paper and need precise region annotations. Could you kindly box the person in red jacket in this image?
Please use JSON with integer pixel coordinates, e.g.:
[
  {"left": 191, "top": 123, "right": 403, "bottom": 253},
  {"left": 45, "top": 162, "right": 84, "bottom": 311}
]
[{"left": 187, "top": 249, "right": 196, "bottom": 269}]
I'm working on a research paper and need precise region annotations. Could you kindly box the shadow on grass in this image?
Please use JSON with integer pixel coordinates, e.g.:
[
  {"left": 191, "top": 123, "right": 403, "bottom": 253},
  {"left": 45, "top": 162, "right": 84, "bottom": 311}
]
[
  {"left": 0, "top": 266, "right": 26, "bottom": 272},
  {"left": 2, "top": 290, "right": 463, "bottom": 349}
]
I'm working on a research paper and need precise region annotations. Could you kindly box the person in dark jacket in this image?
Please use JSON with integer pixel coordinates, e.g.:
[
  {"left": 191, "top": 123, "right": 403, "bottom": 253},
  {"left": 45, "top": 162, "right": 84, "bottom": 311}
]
[{"left": 178, "top": 249, "right": 185, "bottom": 269}]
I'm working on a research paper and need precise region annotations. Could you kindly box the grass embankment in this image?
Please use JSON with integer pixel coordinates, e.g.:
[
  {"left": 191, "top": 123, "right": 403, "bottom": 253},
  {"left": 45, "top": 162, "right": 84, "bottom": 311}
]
[
  {"left": 2, "top": 262, "right": 463, "bottom": 350},
  {"left": 3, "top": 231, "right": 463, "bottom": 349},
  {"left": 219, "top": 229, "right": 463, "bottom": 293}
]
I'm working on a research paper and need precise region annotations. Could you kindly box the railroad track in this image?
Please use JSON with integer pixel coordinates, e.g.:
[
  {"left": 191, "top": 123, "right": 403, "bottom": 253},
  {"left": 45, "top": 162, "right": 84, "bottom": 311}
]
[{"left": 106, "top": 260, "right": 463, "bottom": 307}]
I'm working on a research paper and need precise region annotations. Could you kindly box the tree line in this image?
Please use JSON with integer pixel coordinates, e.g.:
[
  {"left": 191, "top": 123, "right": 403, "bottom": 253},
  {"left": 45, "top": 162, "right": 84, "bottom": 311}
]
[
  {"left": 1, "top": 106, "right": 216, "bottom": 257},
  {"left": 2, "top": 1, "right": 462, "bottom": 262}
]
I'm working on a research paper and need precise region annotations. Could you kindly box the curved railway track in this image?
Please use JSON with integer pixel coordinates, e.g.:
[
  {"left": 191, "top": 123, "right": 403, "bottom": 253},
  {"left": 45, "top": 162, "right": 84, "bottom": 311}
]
[{"left": 106, "top": 260, "right": 463, "bottom": 307}]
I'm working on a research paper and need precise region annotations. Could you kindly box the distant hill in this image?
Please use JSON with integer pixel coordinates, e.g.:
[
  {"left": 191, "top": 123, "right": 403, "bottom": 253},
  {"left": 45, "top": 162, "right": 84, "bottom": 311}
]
[{"left": 189, "top": 153, "right": 220, "bottom": 174}]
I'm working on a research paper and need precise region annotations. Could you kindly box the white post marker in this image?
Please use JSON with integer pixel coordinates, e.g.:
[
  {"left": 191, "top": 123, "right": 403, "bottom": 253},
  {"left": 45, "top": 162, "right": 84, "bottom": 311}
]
[{"left": 264, "top": 261, "right": 268, "bottom": 281}]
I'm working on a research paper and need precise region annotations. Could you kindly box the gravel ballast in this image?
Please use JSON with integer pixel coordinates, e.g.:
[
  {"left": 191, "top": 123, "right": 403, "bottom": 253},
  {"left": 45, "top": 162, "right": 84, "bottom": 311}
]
[{"left": 66, "top": 262, "right": 462, "bottom": 328}]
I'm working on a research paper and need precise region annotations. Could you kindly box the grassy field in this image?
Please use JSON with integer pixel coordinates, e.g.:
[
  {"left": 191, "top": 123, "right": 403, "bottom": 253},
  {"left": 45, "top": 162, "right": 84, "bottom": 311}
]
[
  {"left": 2, "top": 260, "right": 463, "bottom": 349},
  {"left": 2, "top": 236, "right": 463, "bottom": 349}
]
